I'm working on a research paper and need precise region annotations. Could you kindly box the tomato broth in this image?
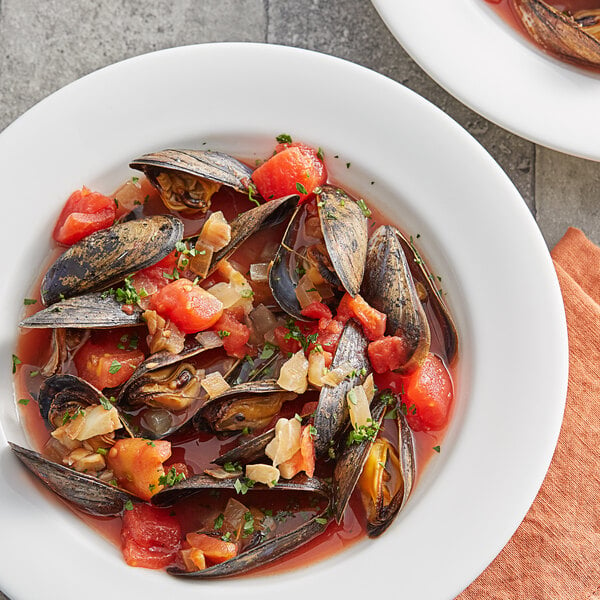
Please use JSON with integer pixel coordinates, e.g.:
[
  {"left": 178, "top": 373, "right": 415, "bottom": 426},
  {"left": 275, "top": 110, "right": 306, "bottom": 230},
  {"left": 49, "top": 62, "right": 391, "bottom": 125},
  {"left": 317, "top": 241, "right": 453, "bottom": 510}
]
[{"left": 13, "top": 161, "right": 454, "bottom": 576}]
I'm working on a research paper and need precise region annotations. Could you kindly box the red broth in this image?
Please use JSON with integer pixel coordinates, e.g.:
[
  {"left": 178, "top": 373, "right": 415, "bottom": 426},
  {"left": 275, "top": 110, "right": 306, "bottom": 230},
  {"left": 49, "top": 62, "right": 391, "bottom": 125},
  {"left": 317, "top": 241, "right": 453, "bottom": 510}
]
[
  {"left": 484, "top": 0, "right": 600, "bottom": 72},
  {"left": 13, "top": 172, "right": 454, "bottom": 576}
]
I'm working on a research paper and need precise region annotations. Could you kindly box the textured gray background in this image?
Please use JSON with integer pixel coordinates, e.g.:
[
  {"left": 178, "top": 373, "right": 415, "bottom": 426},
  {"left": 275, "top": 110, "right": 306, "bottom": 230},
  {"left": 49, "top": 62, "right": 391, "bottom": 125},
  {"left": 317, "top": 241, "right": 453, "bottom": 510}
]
[{"left": 0, "top": 0, "right": 598, "bottom": 247}]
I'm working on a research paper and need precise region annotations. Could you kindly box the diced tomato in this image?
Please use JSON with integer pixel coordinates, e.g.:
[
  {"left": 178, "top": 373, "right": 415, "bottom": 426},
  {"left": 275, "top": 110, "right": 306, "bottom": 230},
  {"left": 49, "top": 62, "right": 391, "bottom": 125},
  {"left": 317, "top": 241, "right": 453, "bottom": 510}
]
[
  {"left": 107, "top": 438, "right": 171, "bottom": 501},
  {"left": 121, "top": 504, "right": 181, "bottom": 569},
  {"left": 166, "top": 462, "right": 191, "bottom": 480},
  {"left": 53, "top": 186, "right": 116, "bottom": 246},
  {"left": 367, "top": 336, "right": 412, "bottom": 374},
  {"left": 131, "top": 250, "right": 179, "bottom": 297},
  {"left": 315, "top": 318, "right": 344, "bottom": 355},
  {"left": 301, "top": 301, "right": 332, "bottom": 321},
  {"left": 185, "top": 533, "right": 238, "bottom": 565},
  {"left": 348, "top": 294, "right": 386, "bottom": 341},
  {"left": 279, "top": 426, "right": 315, "bottom": 479},
  {"left": 150, "top": 278, "right": 223, "bottom": 334},
  {"left": 113, "top": 177, "right": 160, "bottom": 219},
  {"left": 274, "top": 325, "right": 302, "bottom": 354},
  {"left": 252, "top": 144, "right": 327, "bottom": 203},
  {"left": 335, "top": 293, "right": 354, "bottom": 324},
  {"left": 73, "top": 330, "right": 145, "bottom": 390},
  {"left": 403, "top": 353, "right": 453, "bottom": 432},
  {"left": 373, "top": 371, "right": 405, "bottom": 396},
  {"left": 211, "top": 309, "right": 251, "bottom": 358}
]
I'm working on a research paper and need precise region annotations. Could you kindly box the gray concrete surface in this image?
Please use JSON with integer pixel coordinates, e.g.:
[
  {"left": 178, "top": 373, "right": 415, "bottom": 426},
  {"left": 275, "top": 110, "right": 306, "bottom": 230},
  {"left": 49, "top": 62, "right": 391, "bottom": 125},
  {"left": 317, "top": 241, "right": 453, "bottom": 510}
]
[{"left": 0, "top": 0, "right": 598, "bottom": 249}]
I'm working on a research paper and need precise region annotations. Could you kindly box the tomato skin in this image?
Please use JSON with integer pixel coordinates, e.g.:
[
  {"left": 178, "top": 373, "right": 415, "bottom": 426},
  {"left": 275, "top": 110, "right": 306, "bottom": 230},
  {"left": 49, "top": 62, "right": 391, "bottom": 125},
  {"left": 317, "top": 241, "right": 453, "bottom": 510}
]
[
  {"left": 150, "top": 278, "right": 223, "bottom": 334},
  {"left": 53, "top": 187, "right": 116, "bottom": 246},
  {"left": 121, "top": 504, "right": 181, "bottom": 569},
  {"left": 403, "top": 353, "right": 453, "bottom": 432},
  {"left": 301, "top": 301, "right": 332, "bottom": 321},
  {"left": 73, "top": 330, "right": 145, "bottom": 390},
  {"left": 367, "top": 336, "right": 412, "bottom": 374},
  {"left": 185, "top": 533, "right": 238, "bottom": 564},
  {"left": 347, "top": 294, "right": 386, "bottom": 341},
  {"left": 252, "top": 144, "right": 327, "bottom": 203},
  {"left": 274, "top": 325, "right": 302, "bottom": 354},
  {"left": 131, "top": 250, "right": 179, "bottom": 297},
  {"left": 210, "top": 309, "right": 250, "bottom": 358}
]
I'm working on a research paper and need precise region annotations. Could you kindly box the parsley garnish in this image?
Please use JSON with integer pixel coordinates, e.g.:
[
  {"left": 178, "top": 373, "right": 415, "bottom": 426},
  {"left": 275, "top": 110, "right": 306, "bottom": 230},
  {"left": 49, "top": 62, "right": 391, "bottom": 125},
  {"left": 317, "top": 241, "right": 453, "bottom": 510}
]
[
  {"left": 221, "top": 532, "right": 232, "bottom": 542},
  {"left": 223, "top": 461, "right": 242, "bottom": 473},
  {"left": 101, "top": 275, "right": 147, "bottom": 304},
  {"left": 242, "top": 511, "right": 255, "bottom": 537},
  {"left": 346, "top": 162, "right": 351, "bottom": 169},
  {"left": 124, "top": 500, "right": 134, "bottom": 511},
  {"left": 356, "top": 198, "right": 371, "bottom": 218},
  {"left": 241, "top": 288, "right": 254, "bottom": 298},
  {"left": 96, "top": 447, "right": 108, "bottom": 455},
  {"left": 346, "top": 420, "right": 381, "bottom": 446},
  {"left": 217, "top": 330, "right": 231, "bottom": 338},
  {"left": 158, "top": 466, "right": 186, "bottom": 487},
  {"left": 12, "top": 354, "right": 21, "bottom": 373},
  {"left": 433, "top": 445, "right": 441, "bottom": 453},
  {"left": 248, "top": 182, "right": 260, "bottom": 207},
  {"left": 99, "top": 396, "right": 114, "bottom": 410},
  {"left": 29, "top": 370, "right": 39, "bottom": 377},
  {"left": 315, "top": 517, "right": 328, "bottom": 525},
  {"left": 260, "top": 342, "right": 277, "bottom": 360},
  {"left": 296, "top": 182, "right": 308, "bottom": 195},
  {"left": 108, "top": 360, "right": 122, "bottom": 374},
  {"left": 23, "top": 298, "right": 37, "bottom": 305},
  {"left": 233, "top": 477, "right": 255, "bottom": 495},
  {"left": 317, "top": 147, "right": 324, "bottom": 161},
  {"left": 276, "top": 133, "right": 292, "bottom": 144},
  {"left": 214, "top": 513, "right": 225, "bottom": 530},
  {"left": 132, "top": 176, "right": 139, "bottom": 184},
  {"left": 18, "top": 398, "right": 30, "bottom": 405}
]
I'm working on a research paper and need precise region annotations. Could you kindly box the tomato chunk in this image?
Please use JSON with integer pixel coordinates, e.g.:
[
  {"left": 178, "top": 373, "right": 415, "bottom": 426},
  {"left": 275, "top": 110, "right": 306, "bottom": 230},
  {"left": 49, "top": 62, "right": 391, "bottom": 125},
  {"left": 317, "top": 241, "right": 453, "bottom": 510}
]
[
  {"left": 301, "top": 301, "right": 332, "bottom": 321},
  {"left": 252, "top": 144, "right": 327, "bottom": 203},
  {"left": 150, "top": 278, "right": 223, "bottom": 334},
  {"left": 211, "top": 309, "right": 251, "bottom": 358},
  {"left": 403, "top": 353, "right": 453, "bottom": 432},
  {"left": 367, "top": 336, "right": 412, "bottom": 374},
  {"left": 274, "top": 325, "right": 302, "bottom": 354},
  {"left": 73, "top": 330, "right": 145, "bottom": 390},
  {"left": 107, "top": 438, "right": 171, "bottom": 501},
  {"left": 121, "top": 504, "right": 181, "bottom": 569},
  {"left": 347, "top": 294, "right": 386, "bottom": 341},
  {"left": 185, "top": 533, "right": 238, "bottom": 564},
  {"left": 53, "top": 186, "right": 116, "bottom": 245},
  {"left": 278, "top": 426, "right": 316, "bottom": 479},
  {"left": 131, "top": 250, "right": 179, "bottom": 298}
]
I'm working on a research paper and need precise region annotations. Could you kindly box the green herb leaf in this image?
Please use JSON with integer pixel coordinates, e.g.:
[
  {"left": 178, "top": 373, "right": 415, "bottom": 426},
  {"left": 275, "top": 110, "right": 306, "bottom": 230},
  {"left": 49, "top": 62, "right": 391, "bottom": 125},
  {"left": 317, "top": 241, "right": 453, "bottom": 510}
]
[
  {"left": 233, "top": 477, "right": 255, "bottom": 495},
  {"left": 433, "top": 445, "right": 441, "bottom": 453},
  {"left": 223, "top": 461, "right": 242, "bottom": 473},
  {"left": 12, "top": 354, "right": 21, "bottom": 373},
  {"left": 296, "top": 182, "right": 308, "bottom": 195},
  {"left": 23, "top": 298, "right": 37, "bottom": 305},
  {"left": 317, "top": 147, "right": 324, "bottom": 161},
  {"left": 260, "top": 342, "right": 277, "bottom": 360},
  {"left": 108, "top": 360, "right": 122, "bottom": 374},
  {"left": 18, "top": 398, "right": 30, "bottom": 406},
  {"left": 158, "top": 466, "right": 186, "bottom": 487},
  {"left": 356, "top": 198, "right": 371, "bottom": 218},
  {"left": 240, "top": 288, "right": 254, "bottom": 298},
  {"left": 124, "top": 500, "right": 134, "bottom": 511},
  {"left": 315, "top": 517, "right": 328, "bottom": 525},
  {"left": 96, "top": 447, "right": 108, "bottom": 456},
  {"left": 214, "top": 513, "right": 225, "bottom": 530},
  {"left": 99, "top": 395, "right": 114, "bottom": 410},
  {"left": 217, "top": 330, "right": 231, "bottom": 338},
  {"left": 276, "top": 133, "right": 292, "bottom": 144}
]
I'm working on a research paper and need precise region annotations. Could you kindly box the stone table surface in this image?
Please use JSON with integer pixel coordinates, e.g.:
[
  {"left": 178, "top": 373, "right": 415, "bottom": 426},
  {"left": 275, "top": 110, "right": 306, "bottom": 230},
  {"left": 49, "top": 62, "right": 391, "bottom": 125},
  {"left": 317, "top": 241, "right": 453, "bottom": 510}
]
[{"left": 1, "top": 0, "right": 599, "bottom": 249}]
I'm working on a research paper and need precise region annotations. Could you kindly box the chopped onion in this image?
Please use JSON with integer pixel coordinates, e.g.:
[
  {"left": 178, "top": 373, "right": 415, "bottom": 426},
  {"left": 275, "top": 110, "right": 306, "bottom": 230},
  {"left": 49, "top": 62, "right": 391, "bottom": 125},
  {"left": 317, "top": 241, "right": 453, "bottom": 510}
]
[
  {"left": 308, "top": 350, "right": 326, "bottom": 388},
  {"left": 321, "top": 360, "right": 355, "bottom": 387},
  {"left": 223, "top": 497, "right": 250, "bottom": 537},
  {"left": 249, "top": 304, "right": 280, "bottom": 341},
  {"left": 198, "top": 211, "right": 231, "bottom": 251},
  {"left": 347, "top": 385, "right": 371, "bottom": 430},
  {"left": 189, "top": 244, "right": 214, "bottom": 278},
  {"left": 265, "top": 417, "right": 302, "bottom": 466},
  {"left": 245, "top": 464, "right": 280, "bottom": 488},
  {"left": 277, "top": 350, "right": 309, "bottom": 393},
  {"left": 195, "top": 330, "right": 223, "bottom": 348},
  {"left": 363, "top": 373, "right": 375, "bottom": 403},
  {"left": 295, "top": 274, "right": 322, "bottom": 309},
  {"left": 204, "top": 466, "right": 242, "bottom": 479},
  {"left": 201, "top": 371, "right": 231, "bottom": 398},
  {"left": 63, "top": 447, "right": 106, "bottom": 473},
  {"left": 250, "top": 262, "right": 270, "bottom": 282}
]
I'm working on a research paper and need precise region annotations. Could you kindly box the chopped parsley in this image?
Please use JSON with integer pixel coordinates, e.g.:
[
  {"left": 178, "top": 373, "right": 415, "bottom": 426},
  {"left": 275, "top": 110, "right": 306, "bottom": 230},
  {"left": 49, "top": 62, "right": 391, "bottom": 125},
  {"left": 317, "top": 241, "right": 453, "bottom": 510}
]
[
  {"left": 12, "top": 354, "right": 21, "bottom": 373},
  {"left": 29, "top": 370, "right": 39, "bottom": 377},
  {"left": 223, "top": 461, "right": 242, "bottom": 473},
  {"left": 248, "top": 183, "right": 260, "bottom": 207},
  {"left": 214, "top": 513, "right": 225, "bottom": 530},
  {"left": 23, "top": 298, "right": 37, "bottom": 305},
  {"left": 158, "top": 466, "right": 186, "bottom": 487},
  {"left": 356, "top": 198, "right": 371, "bottom": 218},
  {"left": 260, "top": 342, "right": 277, "bottom": 360},
  {"left": 240, "top": 288, "right": 254, "bottom": 298},
  {"left": 242, "top": 511, "right": 255, "bottom": 537},
  {"left": 284, "top": 318, "right": 311, "bottom": 351},
  {"left": 346, "top": 162, "right": 351, "bottom": 169},
  {"left": 101, "top": 275, "right": 147, "bottom": 305},
  {"left": 96, "top": 447, "right": 108, "bottom": 456},
  {"left": 18, "top": 398, "right": 30, "bottom": 406},
  {"left": 234, "top": 477, "right": 255, "bottom": 495},
  {"left": 108, "top": 360, "right": 122, "bottom": 374},
  {"left": 132, "top": 176, "right": 139, "bottom": 184},
  {"left": 124, "top": 500, "right": 134, "bottom": 511},
  {"left": 99, "top": 395, "right": 114, "bottom": 410},
  {"left": 346, "top": 420, "right": 381, "bottom": 446},
  {"left": 315, "top": 517, "right": 328, "bottom": 525},
  {"left": 296, "top": 182, "right": 308, "bottom": 195},
  {"left": 317, "top": 147, "right": 324, "bottom": 161},
  {"left": 433, "top": 445, "right": 441, "bottom": 453},
  {"left": 62, "top": 406, "right": 85, "bottom": 425},
  {"left": 221, "top": 532, "right": 232, "bottom": 542},
  {"left": 276, "top": 133, "right": 292, "bottom": 144},
  {"left": 217, "top": 330, "right": 231, "bottom": 338}
]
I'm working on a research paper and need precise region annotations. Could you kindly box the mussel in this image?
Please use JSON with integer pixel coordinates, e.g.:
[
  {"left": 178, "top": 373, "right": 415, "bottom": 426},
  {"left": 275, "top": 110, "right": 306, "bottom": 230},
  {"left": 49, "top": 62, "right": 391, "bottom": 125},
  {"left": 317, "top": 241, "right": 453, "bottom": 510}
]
[
  {"left": 41, "top": 215, "right": 183, "bottom": 305},
  {"left": 151, "top": 474, "right": 331, "bottom": 578},
  {"left": 511, "top": 0, "right": 600, "bottom": 67},
  {"left": 362, "top": 225, "right": 430, "bottom": 374},
  {"left": 130, "top": 149, "right": 253, "bottom": 213},
  {"left": 269, "top": 186, "right": 368, "bottom": 320}
]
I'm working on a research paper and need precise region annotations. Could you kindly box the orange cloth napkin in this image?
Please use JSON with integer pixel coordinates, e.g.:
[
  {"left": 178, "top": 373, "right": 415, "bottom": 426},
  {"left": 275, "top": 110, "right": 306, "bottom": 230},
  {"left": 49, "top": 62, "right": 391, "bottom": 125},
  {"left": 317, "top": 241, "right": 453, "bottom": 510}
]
[{"left": 457, "top": 228, "right": 600, "bottom": 600}]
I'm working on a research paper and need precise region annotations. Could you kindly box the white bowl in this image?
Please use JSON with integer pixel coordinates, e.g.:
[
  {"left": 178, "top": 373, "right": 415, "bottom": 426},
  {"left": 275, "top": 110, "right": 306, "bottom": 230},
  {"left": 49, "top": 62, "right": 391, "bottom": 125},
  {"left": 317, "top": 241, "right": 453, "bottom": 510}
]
[
  {"left": 372, "top": 0, "right": 600, "bottom": 161},
  {"left": 0, "top": 43, "right": 568, "bottom": 600}
]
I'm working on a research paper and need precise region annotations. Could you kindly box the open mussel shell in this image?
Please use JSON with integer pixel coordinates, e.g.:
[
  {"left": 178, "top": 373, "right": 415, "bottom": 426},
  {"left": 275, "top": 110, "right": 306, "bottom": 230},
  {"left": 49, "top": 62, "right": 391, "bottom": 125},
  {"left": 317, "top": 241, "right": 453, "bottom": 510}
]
[
  {"left": 9, "top": 442, "right": 136, "bottom": 516},
  {"left": 41, "top": 215, "right": 183, "bottom": 306},
  {"left": 20, "top": 292, "right": 144, "bottom": 329},
  {"left": 396, "top": 230, "right": 458, "bottom": 363},
  {"left": 333, "top": 398, "right": 415, "bottom": 537},
  {"left": 151, "top": 474, "right": 331, "bottom": 579},
  {"left": 204, "top": 194, "right": 299, "bottom": 279},
  {"left": 362, "top": 225, "right": 430, "bottom": 374},
  {"left": 130, "top": 149, "right": 253, "bottom": 212},
  {"left": 313, "top": 320, "right": 370, "bottom": 457},
  {"left": 511, "top": 0, "right": 600, "bottom": 66},
  {"left": 317, "top": 186, "right": 368, "bottom": 297},
  {"left": 213, "top": 428, "right": 276, "bottom": 466},
  {"left": 39, "top": 373, "right": 105, "bottom": 429},
  {"left": 194, "top": 380, "right": 296, "bottom": 433}
]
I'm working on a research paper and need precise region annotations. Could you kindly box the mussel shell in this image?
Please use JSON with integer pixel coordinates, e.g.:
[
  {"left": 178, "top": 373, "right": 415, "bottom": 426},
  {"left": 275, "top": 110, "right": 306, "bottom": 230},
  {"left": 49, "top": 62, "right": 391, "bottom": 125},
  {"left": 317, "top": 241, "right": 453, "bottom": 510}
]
[
  {"left": 362, "top": 225, "right": 430, "bottom": 374},
  {"left": 396, "top": 230, "right": 458, "bottom": 364},
  {"left": 317, "top": 186, "right": 368, "bottom": 297},
  {"left": 9, "top": 442, "right": 136, "bottom": 516},
  {"left": 196, "top": 380, "right": 296, "bottom": 433},
  {"left": 212, "top": 428, "right": 276, "bottom": 466},
  {"left": 512, "top": 0, "right": 600, "bottom": 66},
  {"left": 41, "top": 215, "right": 183, "bottom": 305},
  {"left": 39, "top": 374, "right": 104, "bottom": 429},
  {"left": 20, "top": 292, "right": 144, "bottom": 329},
  {"left": 313, "top": 320, "right": 370, "bottom": 457}
]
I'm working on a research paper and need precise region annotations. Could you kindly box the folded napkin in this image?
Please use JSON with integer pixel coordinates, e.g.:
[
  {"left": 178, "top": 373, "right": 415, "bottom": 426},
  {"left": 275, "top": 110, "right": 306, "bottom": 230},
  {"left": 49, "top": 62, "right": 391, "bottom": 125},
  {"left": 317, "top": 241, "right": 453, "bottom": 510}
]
[{"left": 457, "top": 228, "right": 600, "bottom": 600}]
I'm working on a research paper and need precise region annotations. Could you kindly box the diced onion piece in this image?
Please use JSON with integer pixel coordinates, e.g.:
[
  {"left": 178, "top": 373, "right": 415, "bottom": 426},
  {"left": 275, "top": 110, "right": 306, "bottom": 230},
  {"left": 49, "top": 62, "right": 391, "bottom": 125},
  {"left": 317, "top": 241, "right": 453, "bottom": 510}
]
[
  {"left": 321, "top": 360, "right": 355, "bottom": 387},
  {"left": 250, "top": 263, "right": 270, "bottom": 282},
  {"left": 223, "top": 497, "right": 250, "bottom": 537},
  {"left": 277, "top": 350, "right": 309, "bottom": 394},
  {"left": 201, "top": 371, "right": 231, "bottom": 398},
  {"left": 245, "top": 464, "right": 280, "bottom": 488},
  {"left": 207, "top": 281, "right": 241, "bottom": 308},
  {"left": 199, "top": 211, "right": 231, "bottom": 251},
  {"left": 295, "top": 274, "right": 322, "bottom": 309},
  {"left": 195, "top": 330, "right": 223, "bottom": 348},
  {"left": 209, "top": 260, "right": 254, "bottom": 315},
  {"left": 363, "top": 373, "right": 375, "bottom": 403},
  {"left": 265, "top": 417, "right": 302, "bottom": 466},
  {"left": 63, "top": 447, "right": 106, "bottom": 473},
  {"left": 314, "top": 280, "right": 335, "bottom": 300},
  {"left": 204, "top": 466, "right": 242, "bottom": 479},
  {"left": 308, "top": 350, "right": 326, "bottom": 388},
  {"left": 347, "top": 385, "right": 372, "bottom": 430},
  {"left": 249, "top": 304, "right": 280, "bottom": 341},
  {"left": 74, "top": 405, "right": 122, "bottom": 440},
  {"left": 181, "top": 548, "right": 207, "bottom": 572},
  {"left": 189, "top": 245, "right": 214, "bottom": 278}
]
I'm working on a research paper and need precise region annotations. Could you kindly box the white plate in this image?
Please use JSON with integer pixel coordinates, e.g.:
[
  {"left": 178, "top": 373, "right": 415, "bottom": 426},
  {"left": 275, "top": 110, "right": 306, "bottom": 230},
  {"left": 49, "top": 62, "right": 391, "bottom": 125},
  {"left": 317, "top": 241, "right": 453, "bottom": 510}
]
[
  {"left": 372, "top": 0, "right": 600, "bottom": 161},
  {"left": 0, "top": 43, "right": 567, "bottom": 600}
]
